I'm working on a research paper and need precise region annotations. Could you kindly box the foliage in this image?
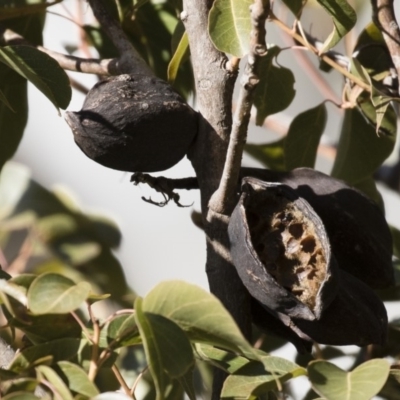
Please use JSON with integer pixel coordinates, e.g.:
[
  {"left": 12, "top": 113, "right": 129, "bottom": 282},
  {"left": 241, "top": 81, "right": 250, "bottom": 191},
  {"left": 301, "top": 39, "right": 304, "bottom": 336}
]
[{"left": 0, "top": 0, "right": 400, "bottom": 399}]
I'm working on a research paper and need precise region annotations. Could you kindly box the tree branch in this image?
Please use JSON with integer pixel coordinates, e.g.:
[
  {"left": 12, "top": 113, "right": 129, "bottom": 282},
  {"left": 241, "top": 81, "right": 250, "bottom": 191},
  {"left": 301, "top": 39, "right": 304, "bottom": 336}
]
[
  {"left": 371, "top": 0, "right": 400, "bottom": 95},
  {"left": 87, "top": 0, "right": 152, "bottom": 76},
  {"left": 0, "top": 26, "right": 117, "bottom": 75},
  {"left": 208, "top": 0, "right": 270, "bottom": 217}
]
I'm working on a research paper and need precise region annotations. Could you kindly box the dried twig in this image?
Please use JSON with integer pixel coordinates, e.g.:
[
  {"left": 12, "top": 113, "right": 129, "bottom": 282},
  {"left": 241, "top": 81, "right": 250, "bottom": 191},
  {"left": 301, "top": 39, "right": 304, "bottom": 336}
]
[
  {"left": 208, "top": 0, "right": 270, "bottom": 217},
  {"left": 371, "top": 0, "right": 400, "bottom": 95},
  {"left": 131, "top": 173, "right": 198, "bottom": 207}
]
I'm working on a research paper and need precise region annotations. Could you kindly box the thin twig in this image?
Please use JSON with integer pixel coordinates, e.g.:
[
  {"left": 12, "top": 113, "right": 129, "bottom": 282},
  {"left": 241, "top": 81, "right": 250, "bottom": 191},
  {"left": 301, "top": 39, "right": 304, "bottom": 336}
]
[
  {"left": 112, "top": 364, "right": 132, "bottom": 398},
  {"left": 371, "top": 0, "right": 400, "bottom": 95},
  {"left": 131, "top": 366, "right": 149, "bottom": 398},
  {"left": 87, "top": 0, "right": 152, "bottom": 75},
  {"left": 88, "top": 303, "right": 101, "bottom": 381},
  {"left": 270, "top": 12, "right": 372, "bottom": 92},
  {"left": 0, "top": 26, "right": 116, "bottom": 75},
  {"left": 208, "top": 0, "right": 270, "bottom": 217}
]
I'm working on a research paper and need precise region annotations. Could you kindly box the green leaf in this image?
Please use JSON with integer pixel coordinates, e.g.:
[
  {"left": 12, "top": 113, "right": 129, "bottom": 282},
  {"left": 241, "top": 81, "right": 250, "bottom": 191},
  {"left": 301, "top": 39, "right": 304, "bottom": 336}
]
[
  {"left": 177, "top": 367, "right": 196, "bottom": 400},
  {"left": 168, "top": 31, "right": 189, "bottom": 84},
  {"left": 2, "top": 393, "right": 40, "bottom": 400},
  {"left": 9, "top": 312, "right": 81, "bottom": 344},
  {"left": 280, "top": 0, "right": 304, "bottom": 16},
  {"left": 331, "top": 108, "right": 396, "bottom": 184},
  {"left": 221, "top": 355, "right": 306, "bottom": 398},
  {"left": 0, "top": 79, "right": 27, "bottom": 172},
  {"left": 195, "top": 343, "right": 251, "bottom": 374},
  {"left": 0, "top": 1, "right": 62, "bottom": 21},
  {"left": 284, "top": 103, "right": 327, "bottom": 170},
  {"left": 0, "top": 46, "right": 71, "bottom": 110},
  {"left": 106, "top": 314, "right": 140, "bottom": 348},
  {"left": 254, "top": 46, "right": 296, "bottom": 125},
  {"left": 141, "top": 280, "right": 257, "bottom": 359},
  {"left": 36, "top": 365, "right": 74, "bottom": 400},
  {"left": 390, "top": 225, "right": 400, "bottom": 259},
  {"left": 316, "top": 0, "right": 357, "bottom": 52},
  {"left": 208, "top": 0, "right": 253, "bottom": 57},
  {"left": 0, "top": 88, "right": 15, "bottom": 112},
  {"left": 308, "top": 359, "right": 390, "bottom": 400},
  {"left": 8, "top": 338, "right": 82, "bottom": 373},
  {"left": 27, "top": 273, "right": 91, "bottom": 314},
  {"left": 57, "top": 361, "right": 100, "bottom": 397},
  {"left": 245, "top": 138, "right": 286, "bottom": 171},
  {"left": 134, "top": 297, "right": 194, "bottom": 400},
  {"left": 0, "top": 377, "right": 38, "bottom": 395}
]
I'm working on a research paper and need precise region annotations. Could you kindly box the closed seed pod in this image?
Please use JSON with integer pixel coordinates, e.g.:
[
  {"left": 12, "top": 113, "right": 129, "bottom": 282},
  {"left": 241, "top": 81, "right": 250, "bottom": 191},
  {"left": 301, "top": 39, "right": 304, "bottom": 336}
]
[
  {"left": 228, "top": 177, "right": 339, "bottom": 321},
  {"left": 65, "top": 74, "right": 198, "bottom": 173},
  {"left": 240, "top": 167, "right": 394, "bottom": 289}
]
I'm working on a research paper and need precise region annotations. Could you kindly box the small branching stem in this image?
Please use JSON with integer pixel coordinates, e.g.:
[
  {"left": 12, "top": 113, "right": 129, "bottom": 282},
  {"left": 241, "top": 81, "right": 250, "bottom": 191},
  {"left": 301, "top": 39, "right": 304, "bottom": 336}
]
[
  {"left": 112, "top": 364, "right": 132, "bottom": 397},
  {"left": 208, "top": 0, "right": 270, "bottom": 217},
  {"left": 88, "top": 304, "right": 101, "bottom": 381},
  {"left": 270, "top": 13, "right": 371, "bottom": 92},
  {"left": 371, "top": 0, "right": 400, "bottom": 95}
]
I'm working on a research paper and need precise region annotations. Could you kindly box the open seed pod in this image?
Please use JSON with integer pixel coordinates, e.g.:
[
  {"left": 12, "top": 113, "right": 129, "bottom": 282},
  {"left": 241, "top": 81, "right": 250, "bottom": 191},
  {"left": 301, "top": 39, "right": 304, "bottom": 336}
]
[
  {"left": 252, "top": 269, "right": 388, "bottom": 347},
  {"left": 240, "top": 167, "right": 394, "bottom": 289},
  {"left": 65, "top": 74, "right": 198, "bottom": 173},
  {"left": 228, "top": 177, "right": 339, "bottom": 321}
]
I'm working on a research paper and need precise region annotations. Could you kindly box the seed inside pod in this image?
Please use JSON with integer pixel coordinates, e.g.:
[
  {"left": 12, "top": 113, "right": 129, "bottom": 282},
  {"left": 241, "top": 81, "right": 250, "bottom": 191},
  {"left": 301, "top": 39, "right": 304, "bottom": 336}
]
[{"left": 246, "top": 190, "right": 327, "bottom": 311}]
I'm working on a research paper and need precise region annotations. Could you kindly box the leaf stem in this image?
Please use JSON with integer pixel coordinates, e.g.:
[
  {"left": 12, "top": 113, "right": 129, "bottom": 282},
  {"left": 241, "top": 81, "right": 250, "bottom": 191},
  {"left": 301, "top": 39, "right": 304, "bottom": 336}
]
[
  {"left": 270, "top": 13, "right": 371, "bottom": 92},
  {"left": 208, "top": 0, "right": 270, "bottom": 217},
  {"left": 112, "top": 364, "right": 133, "bottom": 398},
  {"left": 88, "top": 303, "right": 101, "bottom": 381}
]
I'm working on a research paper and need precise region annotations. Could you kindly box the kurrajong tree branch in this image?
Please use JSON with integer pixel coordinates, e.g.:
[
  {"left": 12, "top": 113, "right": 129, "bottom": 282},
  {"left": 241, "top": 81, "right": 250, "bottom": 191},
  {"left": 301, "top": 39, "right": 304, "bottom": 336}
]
[
  {"left": 0, "top": 25, "right": 117, "bottom": 75},
  {"left": 371, "top": 0, "right": 400, "bottom": 95},
  {"left": 208, "top": 0, "right": 270, "bottom": 218},
  {"left": 87, "top": 0, "right": 153, "bottom": 76}
]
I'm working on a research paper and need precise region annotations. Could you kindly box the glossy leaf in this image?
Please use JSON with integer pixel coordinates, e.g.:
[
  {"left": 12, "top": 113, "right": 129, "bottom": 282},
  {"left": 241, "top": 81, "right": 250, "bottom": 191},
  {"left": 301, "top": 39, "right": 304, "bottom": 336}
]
[
  {"left": 0, "top": 80, "right": 27, "bottom": 173},
  {"left": 57, "top": 361, "right": 99, "bottom": 397},
  {"left": 208, "top": 0, "right": 253, "bottom": 57},
  {"left": 0, "top": 88, "right": 14, "bottom": 112},
  {"left": 106, "top": 313, "right": 140, "bottom": 348},
  {"left": 142, "top": 280, "right": 257, "bottom": 359},
  {"left": 254, "top": 46, "right": 295, "bottom": 125},
  {"left": 308, "top": 359, "right": 390, "bottom": 400},
  {"left": 245, "top": 138, "right": 286, "bottom": 171},
  {"left": 168, "top": 28, "right": 189, "bottom": 83},
  {"left": 316, "top": 0, "right": 357, "bottom": 52},
  {"left": 195, "top": 343, "right": 251, "bottom": 374},
  {"left": 331, "top": 108, "right": 396, "bottom": 184},
  {"left": 221, "top": 355, "right": 306, "bottom": 398},
  {"left": 27, "top": 273, "right": 91, "bottom": 314},
  {"left": 285, "top": 103, "right": 327, "bottom": 170},
  {"left": 8, "top": 338, "right": 82, "bottom": 373},
  {"left": 352, "top": 175, "right": 384, "bottom": 212},
  {"left": 36, "top": 365, "right": 74, "bottom": 400},
  {"left": 0, "top": 46, "right": 71, "bottom": 110},
  {"left": 134, "top": 297, "right": 194, "bottom": 400}
]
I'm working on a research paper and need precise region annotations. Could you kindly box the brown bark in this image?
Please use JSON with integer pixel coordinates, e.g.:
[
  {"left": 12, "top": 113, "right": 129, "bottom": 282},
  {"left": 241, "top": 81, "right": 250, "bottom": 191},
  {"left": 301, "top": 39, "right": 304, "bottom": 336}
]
[{"left": 181, "top": 0, "right": 253, "bottom": 397}]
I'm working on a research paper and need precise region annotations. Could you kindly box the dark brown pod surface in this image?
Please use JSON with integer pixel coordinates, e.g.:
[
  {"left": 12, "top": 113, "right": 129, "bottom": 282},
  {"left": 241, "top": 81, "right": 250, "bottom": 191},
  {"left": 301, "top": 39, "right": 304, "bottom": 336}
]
[
  {"left": 65, "top": 74, "right": 198, "bottom": 173},
  {"left": 241, "top": 167, "right": 394, "bottom": 289},
  {"left": 228, "top": 177, "right": 339, "bottom": 321},
  {"left": 253, "top": 269, "right": 388, "bottom": 347}
]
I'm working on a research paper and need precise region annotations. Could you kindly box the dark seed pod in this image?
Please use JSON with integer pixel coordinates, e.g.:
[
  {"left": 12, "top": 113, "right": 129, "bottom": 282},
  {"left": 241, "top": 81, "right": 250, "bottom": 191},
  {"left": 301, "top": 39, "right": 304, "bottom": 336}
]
[
  {"left": 228, "top": 177, "right": 339, "bottom": 321},
  {"left": 65, "top": 74, "right": 198, "bottom": 173},
  {"left": 240, "top": 167, "right": 394, "bottom": 289},
  {"left": 252, "top": 269, "right": 388, "bottom": 347}
]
